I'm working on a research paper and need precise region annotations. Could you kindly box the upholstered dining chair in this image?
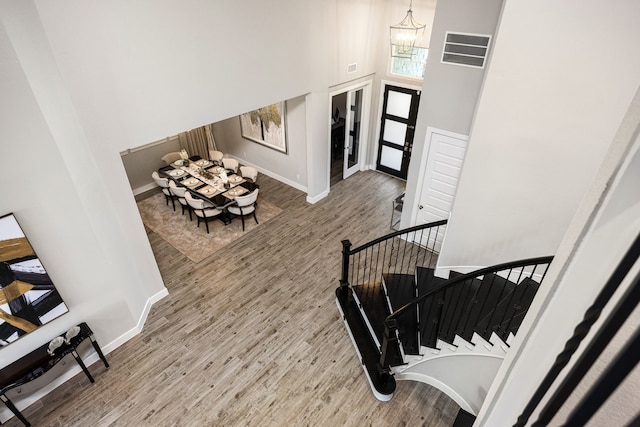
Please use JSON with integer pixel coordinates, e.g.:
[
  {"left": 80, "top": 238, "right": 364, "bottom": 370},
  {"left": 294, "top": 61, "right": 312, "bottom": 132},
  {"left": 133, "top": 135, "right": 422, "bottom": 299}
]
[
  {"left": 221, "top": 158, "right": 239, "bottom": 173},
  {"left": 185, "top": 192, "right": 222, "bottom": 234},
  {"left": 169, "top": 180, "right": 192, "bottom": 220},
  {"left": 151, "top": 171, "right": 175, "bottom": 210},
  {"left": 208, "top": 150, "right": 224, "bottom": 165},
  {"left": 161, "top": 151, "right": 182, "bottom": 165},
  {"left": 239, "top": 166, "right": 258, "bottom": 183},
  {"left": 228, "top": 189, "right": 259, "bottom": 231}
]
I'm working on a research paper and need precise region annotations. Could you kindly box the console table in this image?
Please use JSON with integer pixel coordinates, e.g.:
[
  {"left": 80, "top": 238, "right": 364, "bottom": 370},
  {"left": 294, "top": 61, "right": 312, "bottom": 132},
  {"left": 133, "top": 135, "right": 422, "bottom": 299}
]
[{"left": 0, "top": 322, "right": 109, "bottom": 426}]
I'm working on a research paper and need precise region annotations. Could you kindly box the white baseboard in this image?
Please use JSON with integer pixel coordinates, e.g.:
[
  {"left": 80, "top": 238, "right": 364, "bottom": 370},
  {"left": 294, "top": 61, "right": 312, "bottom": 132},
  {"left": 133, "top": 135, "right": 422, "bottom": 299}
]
[
  {"left": 226, "top": 155, "right": 308, "bottom": 194},
  {"left": 103, "top": 287, "right": 169, "bottom": 354},
  {"left": 306, "top": 189, "right": 329, "bottom": 204},
  {"left": 133, "top": 182, "right": 158, "bottom": 196},
  {"left": 0, "top": 288, "right": 169, "bottom": 424}
]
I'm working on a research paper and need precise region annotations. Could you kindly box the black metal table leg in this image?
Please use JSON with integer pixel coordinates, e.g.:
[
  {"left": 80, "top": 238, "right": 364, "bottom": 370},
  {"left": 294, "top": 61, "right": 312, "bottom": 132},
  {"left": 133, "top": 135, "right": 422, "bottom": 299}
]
[
  {"left": 90, "top": 336, "right": 109, "bottom": 368},
  {"left": 71, "top": 350, "right": 94, "bottom": 383},
  {"left": 1, "top": 394, "right": 30, "bottom": 426}
]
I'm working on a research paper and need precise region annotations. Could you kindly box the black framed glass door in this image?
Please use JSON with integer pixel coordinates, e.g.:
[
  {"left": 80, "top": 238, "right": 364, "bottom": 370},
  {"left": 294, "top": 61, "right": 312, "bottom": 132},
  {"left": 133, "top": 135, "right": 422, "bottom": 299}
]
[{"left": 375, "top": 85, "right": 421, "bottom": 179}]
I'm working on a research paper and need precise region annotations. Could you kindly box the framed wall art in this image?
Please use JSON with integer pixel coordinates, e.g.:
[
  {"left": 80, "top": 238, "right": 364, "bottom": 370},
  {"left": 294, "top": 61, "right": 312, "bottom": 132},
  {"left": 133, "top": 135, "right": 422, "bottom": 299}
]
[
  {"left": 0, "top": 213, "right": 68, "bottom": 346},
  {"left": 239, "top": 101, "right": 288, "bottom": 153}
]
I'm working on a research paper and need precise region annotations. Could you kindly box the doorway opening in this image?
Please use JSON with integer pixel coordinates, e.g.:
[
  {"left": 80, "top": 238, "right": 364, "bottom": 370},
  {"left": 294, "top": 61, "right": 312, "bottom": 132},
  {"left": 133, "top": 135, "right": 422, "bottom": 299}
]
[{"left": 329, "top": 81, "right": 371, "bottom": 188}]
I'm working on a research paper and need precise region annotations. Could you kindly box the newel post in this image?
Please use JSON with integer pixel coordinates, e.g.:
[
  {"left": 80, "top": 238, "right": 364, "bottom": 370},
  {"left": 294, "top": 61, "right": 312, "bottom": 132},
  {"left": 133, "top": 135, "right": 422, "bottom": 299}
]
[
  {"left": 340, "top": 239, "right": 352, "bottom": 296},
  {"left": 379, "top": 318, "right": 398, "bottom": 371}
]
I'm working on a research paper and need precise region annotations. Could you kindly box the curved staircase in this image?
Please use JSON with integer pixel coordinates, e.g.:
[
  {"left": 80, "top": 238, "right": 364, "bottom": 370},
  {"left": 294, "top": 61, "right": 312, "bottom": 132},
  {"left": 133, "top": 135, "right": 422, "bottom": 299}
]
[{"left": 335, "top": 220, "right": 553, "bottom": 416}]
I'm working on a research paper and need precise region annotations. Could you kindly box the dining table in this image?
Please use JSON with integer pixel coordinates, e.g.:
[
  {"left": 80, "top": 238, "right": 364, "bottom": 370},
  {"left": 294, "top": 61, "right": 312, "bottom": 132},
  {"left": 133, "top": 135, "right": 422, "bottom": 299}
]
[{"left": 158, "top": 156, "right": 259, "bottom": 225}]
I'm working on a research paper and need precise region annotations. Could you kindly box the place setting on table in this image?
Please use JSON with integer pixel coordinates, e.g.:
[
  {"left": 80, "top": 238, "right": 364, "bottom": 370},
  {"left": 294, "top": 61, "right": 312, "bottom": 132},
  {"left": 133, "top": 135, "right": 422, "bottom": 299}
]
[{"left": 158, "top": 155, "right": 258, "bottom": 212}]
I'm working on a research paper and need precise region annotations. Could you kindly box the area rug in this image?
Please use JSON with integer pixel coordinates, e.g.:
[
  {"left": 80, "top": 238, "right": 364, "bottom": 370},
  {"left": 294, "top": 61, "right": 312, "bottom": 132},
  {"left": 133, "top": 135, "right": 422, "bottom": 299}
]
[{"left": 137, "top": 192, "right": 282, "bottom": 263}]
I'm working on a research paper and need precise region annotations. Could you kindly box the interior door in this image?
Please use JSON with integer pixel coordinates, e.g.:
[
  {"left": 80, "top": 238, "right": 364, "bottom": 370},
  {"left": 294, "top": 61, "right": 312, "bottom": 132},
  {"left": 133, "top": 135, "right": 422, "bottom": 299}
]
[
  {"left": 376, "top": 85, "right": 421, "bottom": 179},
  {"left": 343, "top": 88, "right": 363, "bottom": 179},
  {"left": 416, "top": 129, "right": 469, "bottom": 251}
]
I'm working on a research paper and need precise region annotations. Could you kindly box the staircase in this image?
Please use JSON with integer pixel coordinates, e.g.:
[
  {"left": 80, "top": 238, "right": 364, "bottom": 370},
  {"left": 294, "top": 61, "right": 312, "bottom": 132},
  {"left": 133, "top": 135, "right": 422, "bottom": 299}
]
[{"left": 335, "top": 220, "right": 553, "bottom": 416}]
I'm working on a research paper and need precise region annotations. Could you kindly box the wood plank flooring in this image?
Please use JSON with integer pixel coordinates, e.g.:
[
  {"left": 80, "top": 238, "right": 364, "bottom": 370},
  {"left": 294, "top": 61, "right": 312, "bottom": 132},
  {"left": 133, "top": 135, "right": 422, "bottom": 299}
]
[{"left": 5, "top": 171, "right": 459, "bottom": 426}]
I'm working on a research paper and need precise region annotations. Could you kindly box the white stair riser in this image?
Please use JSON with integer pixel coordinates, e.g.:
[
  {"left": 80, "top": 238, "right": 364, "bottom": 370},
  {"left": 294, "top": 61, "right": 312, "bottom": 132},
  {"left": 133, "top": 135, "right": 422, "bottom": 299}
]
[{"left": 392, "top": 353, "right": 505, "bottom": 415}]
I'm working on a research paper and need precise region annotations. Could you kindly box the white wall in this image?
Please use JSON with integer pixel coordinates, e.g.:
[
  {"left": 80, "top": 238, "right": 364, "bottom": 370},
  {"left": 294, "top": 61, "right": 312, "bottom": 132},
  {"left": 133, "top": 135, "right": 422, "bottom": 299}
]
[
  {"left": 0, "top": 0, "right": 167, "bottom": 373},
  {"left": 33, "top": 0, "right": 312, "bottom": 149},
  {"left": 477, "top": 87, "right": 640, "bottom": 426},
  {"left": 413, "top": 0, "right": 500, "bottom": 136},
  {"left": 438, "top": 0, "right": 640, "bottom": 269},
  {"left": 212, "top": 95, "right": 307, "bottom": 191}
]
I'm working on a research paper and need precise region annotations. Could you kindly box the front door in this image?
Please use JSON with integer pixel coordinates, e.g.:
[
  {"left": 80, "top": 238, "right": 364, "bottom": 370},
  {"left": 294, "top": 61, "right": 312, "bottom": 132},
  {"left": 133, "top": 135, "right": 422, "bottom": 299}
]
[
  {"left": 375, "top": 85, "right": 421, "bottom": 179},
  {"left": 343, "top": 88, "right": 363, "bottom": 179}
]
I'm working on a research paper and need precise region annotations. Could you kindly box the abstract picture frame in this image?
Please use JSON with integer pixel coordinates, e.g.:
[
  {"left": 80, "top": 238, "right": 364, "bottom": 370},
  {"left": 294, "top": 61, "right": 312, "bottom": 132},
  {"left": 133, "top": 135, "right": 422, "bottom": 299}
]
[
  {"left": 0, "top": 213, "right": 68, "bottom": 346},
  {"left": 239, "top": 101, "right": 288, "bottom": 154}
]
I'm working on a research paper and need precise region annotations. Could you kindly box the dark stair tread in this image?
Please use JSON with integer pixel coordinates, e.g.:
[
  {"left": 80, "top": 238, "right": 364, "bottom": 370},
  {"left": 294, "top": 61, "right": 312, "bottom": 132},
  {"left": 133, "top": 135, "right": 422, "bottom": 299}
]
[
  {"left": 425, "top": 276, "right": 483, "bottom": 346},
  {"left": 353, "top": 282, "right": 390, "bottom": 345},
  {"left": 437, "top": 268, "right": 467, "bottom": 342},
  {"left": 383, "top": 273, "right": 419, "bottom": 355},
  {"left": 414, "top": 268, "right": 452, "bottom": 349},
  {"left": 336, "top": 287, "right": 398, "bottom": 396},
  {"left": 383, "top": 273, "right": 416, "bottom": 311},
  {"left": 459, "top": 273, "right": 517, "bottom": 342},
  {"left": 476, "top": 277, "right": 541, "bottom": 340},
  {"left": 416, "top": 267, "right": 449, "bottom": 295},
  {"left": 452, "top": 409, "right": 476, "bottom": 427}
]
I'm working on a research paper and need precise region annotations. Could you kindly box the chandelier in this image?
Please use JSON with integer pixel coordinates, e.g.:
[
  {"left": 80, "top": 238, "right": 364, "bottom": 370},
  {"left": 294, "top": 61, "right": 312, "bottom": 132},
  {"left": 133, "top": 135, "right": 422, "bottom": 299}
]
[{"left": 390, "top": 1, "right": 425, "bottom": 59}]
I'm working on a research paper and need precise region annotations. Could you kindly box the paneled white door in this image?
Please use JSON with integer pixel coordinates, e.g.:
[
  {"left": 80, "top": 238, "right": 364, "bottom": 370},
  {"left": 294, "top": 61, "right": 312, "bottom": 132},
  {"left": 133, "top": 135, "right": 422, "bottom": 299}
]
[{"left": 417, "top": 128, "right": 469, "bottom": 251}]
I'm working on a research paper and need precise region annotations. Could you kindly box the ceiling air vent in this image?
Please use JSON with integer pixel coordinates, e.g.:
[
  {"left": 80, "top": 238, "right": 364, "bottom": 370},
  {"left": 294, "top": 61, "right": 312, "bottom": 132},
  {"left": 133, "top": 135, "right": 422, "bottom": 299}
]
[{"left": 441, "top": 32, "right": 491, "bottom": 69}]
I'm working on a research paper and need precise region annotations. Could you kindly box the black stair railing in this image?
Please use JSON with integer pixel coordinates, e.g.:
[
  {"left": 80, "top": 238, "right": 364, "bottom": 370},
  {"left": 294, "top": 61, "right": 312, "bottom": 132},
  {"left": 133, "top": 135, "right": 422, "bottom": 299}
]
[
  {"left": 380, "top": 256, "right": 554, "bottom": 372},
  {"left": 339, "top": 219, "right": 448, "bottom": 299}
]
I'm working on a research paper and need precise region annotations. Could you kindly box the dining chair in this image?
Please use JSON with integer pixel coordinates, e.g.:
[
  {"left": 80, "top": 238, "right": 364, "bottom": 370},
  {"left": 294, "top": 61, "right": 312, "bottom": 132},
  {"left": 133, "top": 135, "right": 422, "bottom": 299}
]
[
  {"left": 151, "top": 171, "right": 176, "bottom": 210},
  {"left": 185, "top": 192, "right": 222, "bottom": 234},
  {"left": 169, "top": 180, "right": 192, "bottom": 220},
  {"left": 239, "top": 166, "right": 258, "bottom": 183},
  {"left": 209, "top": 150, "right": 224, "bottom": 165},
  {"left": 161, "top": 152, "right": 182, "bottom": 165},
  {"left": 227, "top": 189, "right": 259, "bottom": 231},
  {"left": 222, "top": 158, "right": 239, "bottom": 173}
]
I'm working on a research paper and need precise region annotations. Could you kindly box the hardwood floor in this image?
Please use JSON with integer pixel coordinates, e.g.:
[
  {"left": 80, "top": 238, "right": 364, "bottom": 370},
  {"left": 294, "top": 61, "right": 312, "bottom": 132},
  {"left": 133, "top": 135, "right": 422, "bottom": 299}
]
[
  {"left": 330, "top": 157, "right": 343, "bottom": 187},
  {"left": 5, "top": 171, "right": 459, "bottom": 426}
]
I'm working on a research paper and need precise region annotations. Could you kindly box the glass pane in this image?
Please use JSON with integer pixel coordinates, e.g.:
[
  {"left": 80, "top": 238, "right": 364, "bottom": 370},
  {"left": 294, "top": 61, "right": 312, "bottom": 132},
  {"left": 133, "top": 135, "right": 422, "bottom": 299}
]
[
  {"left": 383, "top": 119, "right": 407, "bottom": 146},
  {"left": 348, "top": 89, "right": 362, "bottom": 167},
  {"left": 390, "top": 47, "right": 428, "bottom": 79},
  {"left": 380, "top": 146, "right": 403, "bottom": 171},
  {"left": 386, "top": 90, "right": 412, "bottom": 118}
]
